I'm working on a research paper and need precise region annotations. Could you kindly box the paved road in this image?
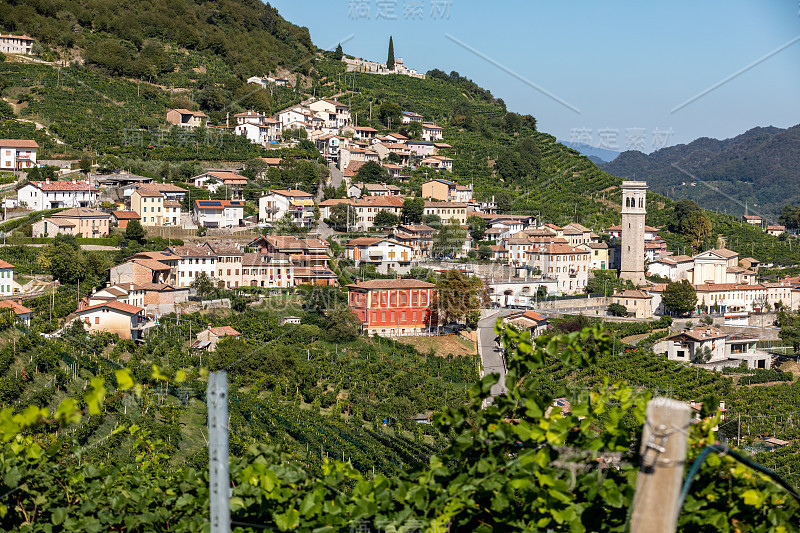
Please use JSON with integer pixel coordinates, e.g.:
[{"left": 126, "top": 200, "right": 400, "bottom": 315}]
[{"left": 478, "top": 309, "right": 512, "bottom": 403}]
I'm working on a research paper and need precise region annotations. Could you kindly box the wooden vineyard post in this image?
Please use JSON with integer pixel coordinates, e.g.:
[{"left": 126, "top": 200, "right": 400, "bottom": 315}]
[{"left": 630, "top": 397, "right": 692, "bottom": 533}]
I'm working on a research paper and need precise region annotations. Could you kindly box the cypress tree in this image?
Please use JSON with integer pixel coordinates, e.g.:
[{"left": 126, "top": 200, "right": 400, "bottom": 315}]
[
  {"left": 387, "top": 36, "right": 395, "bottom": 70},
  {"left": 334, "top": 43, "right": 343, "bottom": 60}
]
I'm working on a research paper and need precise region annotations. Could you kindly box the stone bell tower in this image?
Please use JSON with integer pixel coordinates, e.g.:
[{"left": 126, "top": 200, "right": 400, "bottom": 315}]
[{"left": 619, "top": 181, "right": 648, "bottom": 285}]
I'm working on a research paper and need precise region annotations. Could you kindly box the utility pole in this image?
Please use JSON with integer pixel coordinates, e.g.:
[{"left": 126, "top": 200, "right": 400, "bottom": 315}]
[
  {"left": 208, "top": 372, "right": 230, "bottom": 533},
  {"left": 630, "top": 398, "right": 691, "bottom": 533}
]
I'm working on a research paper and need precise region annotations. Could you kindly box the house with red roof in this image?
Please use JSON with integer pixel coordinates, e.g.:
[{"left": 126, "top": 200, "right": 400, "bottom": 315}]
[
  {"left": 78, "top": 301, "right": 145, "bottom": 340},
  {"left": 0, "top": 259, "right": 15, "bottom": 296},
  {"left": 0, "top": 139, "right": 38, "bottom": 170},
  {"left": 0, "top": 300, "right": 32, "bottom": 326},
  {"left": 17, "top": 179, "right": 96, "bottom": 210}
]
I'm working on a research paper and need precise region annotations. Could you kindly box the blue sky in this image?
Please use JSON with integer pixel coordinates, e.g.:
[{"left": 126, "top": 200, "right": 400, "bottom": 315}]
[{"left": 269, "top": 0, "right": 800, "bottom": 153}]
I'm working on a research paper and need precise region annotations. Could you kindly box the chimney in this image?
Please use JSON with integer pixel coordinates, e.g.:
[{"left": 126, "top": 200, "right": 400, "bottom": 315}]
[{"left": 719, "top": 401, "right": 725, "bottom": 410}]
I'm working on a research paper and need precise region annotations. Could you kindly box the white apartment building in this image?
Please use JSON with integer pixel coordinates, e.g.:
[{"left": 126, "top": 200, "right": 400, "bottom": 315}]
[
  {"left": 168, "top": 245, "right": 218, "bottom": 288},
  {"left": 307, "top": 99, "right": 351, "bottom": 130},
  {"left": 351, "top": 196, "right": 404, "bottom": 231},
  {"left": 17, "top": 179, "right": 97, "bottom": 210},
  {"left": 0, "top": 34, "right": 34, "bottom": 55},
  {"left": 345, "top": 238, "right": 413, "bottom": 275},
  {"left": 526, "top": 244, "right": 590, "bottom": 295},
  {"left": 234, "top": 111, "right": 281, "bottom": 144},
  {"left": 258, "top": 190, "right": 316, "bottom": 227},
  {"left": 1, "top": 139, "right": 38, "bottom": 170}
]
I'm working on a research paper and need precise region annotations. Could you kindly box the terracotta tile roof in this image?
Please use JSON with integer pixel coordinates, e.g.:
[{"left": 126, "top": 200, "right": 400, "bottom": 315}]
[
  {"left": 164, "top": 200, "right": 182, "bottom": 208},
  {"left": 318, "top": 198, "right": 353, "bottom": 206},
  {"left": 242, "top": 252, "right": 291, "bottom": 266},
  {"left": 354, "top": 196, "right": 404, "bottom": 208},
  {"left": 134, "top": 189, "right": 164, "bottom": 198},
  {"left": 614, "top": 289, "right": 652, "bottom": 299},
  {"left": 41, "top": 219, "right": 74, "bottom": 227},
  {"left": 203, "top": 171, "right": 247, "bottom": 182},
  {"left": 208, "top": 326, "right": 240, "bottom": 337},
  {"left": 0, "top": 139, "right": 38, "bottom": 148},
  {"left": 169, "top": 245, "right": 217, "bottom": 258},
  {"left": 265, "top": 189, "right": 314, "bottom": 198},
  {"left": 29, "top": 180, "right": 95, "bottom": 191},
  {"left": 539, "top": 244, "right": 589, "bottom": 254},
  {"left": 424, "top": 201, "right": 467, "bottom": 208},
  {"left": 131, "top": 259, "right": 172, "bottom": 271},
  {"left": 346, "top": 237, "right": 383, "bottom": 246},
  {"left": 50, "top": 207, "right": 108, "bottom": 218},
  {"left": 347, "top": 279, "right": 436, "bottom": 290},
  {"left": 522, "top": 311, "right": 548, "bottom": 322},
  {"left": 0, "top": 300, "right": 32, "bottom": 315},
  {"left": 112, "top": 211, "right": 140, "bottom": 220},
  {"left": 260, "top": 157, "right": 282, "bottom": 166},
  {"left": 713, "top": 248, "right": 739, "bottom": 258},
  {"left": 172, "top": 109, "right": 208, "bottom": 118},
  {"left": 80, "top": 300, "right": 143, "bottom": 315},
  {"left": 138, "top": 182, "right": 188, "bottom": 193},
  {"left": 397, "top": 224, "right": 435, "bottom": 232},
  {"left": 0, "top": 260, "right": 15, "bottom": 269}
]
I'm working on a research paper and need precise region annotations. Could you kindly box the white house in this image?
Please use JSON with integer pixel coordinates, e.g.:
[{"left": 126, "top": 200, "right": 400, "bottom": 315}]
[
  {"left": 192, "top": 171, "right": 248, "bottom": 199},
  {"left": 168, "top": 245, "right": 218, "bottom": 288},
  {"left": 0, "top": 34, "right": 34, "bottom": 55},
  {"left": 307, "top": 99, "right": 351, "bottom": 130},
  {"left": 234, "top": 111, "right": 281, "bottom": 144},
  {"left": 665, "top": 328, "right": 771, "bottom": 370},
  {"left": 193, "top": 200, "right": 245, "bottom": 228},
  {"left": 0, "top": 260, "right": 14, "bottom": 295},
  {"left": 344, "top": 238, "right": 413, "bottom": 275},
  {"left": 401, "top": 111, "right": 423, "bottom": 124},
  {"left": 17, "top": 180, "right": 97, "bottom": 210},
  {"left": 421, "top": 123, "right": 444, "bottom": 141},
  {"left": 526, "top": 244, "right": 590, "bottom": 295},
  {"left": 78, "top": 301, "right": 144, "bottom": 341},
  {"left": 258, "top": 189, "right": 315, "bottom": 227},
  {"left": 0, "top": 139, "right": 38, "bottom": 170}
]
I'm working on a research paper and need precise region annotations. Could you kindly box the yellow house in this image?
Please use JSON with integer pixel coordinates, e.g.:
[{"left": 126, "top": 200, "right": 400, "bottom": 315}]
[
  {"left": 580, "top": 242, "right": 610, "bottom": 270},
  {"left": 131, "top": 189, "right": 164, "bottom": 226},
  {"left": 612, "top": 289, "right": 653, "bottom": 319}
]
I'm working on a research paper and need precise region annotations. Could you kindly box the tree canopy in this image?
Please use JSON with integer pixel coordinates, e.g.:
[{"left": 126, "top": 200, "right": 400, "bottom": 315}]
[{"left": 662, "top": 279, "right": 698, "bottom": 316}]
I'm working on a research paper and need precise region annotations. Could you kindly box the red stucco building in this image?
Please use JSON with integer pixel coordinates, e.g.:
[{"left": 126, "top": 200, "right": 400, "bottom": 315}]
[{"left": 347, "top": 279, "right": 436, "bottom": 336}]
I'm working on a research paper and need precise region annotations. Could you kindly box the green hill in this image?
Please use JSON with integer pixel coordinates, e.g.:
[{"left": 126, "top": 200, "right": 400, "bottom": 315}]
[{"left": 601, "top": 125, "right": 800, "bottom": 220}]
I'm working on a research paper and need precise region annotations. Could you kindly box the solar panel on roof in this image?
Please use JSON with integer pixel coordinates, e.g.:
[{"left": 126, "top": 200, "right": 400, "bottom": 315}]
[{"left": 198, "top": 201, "right": 219, "bottom": 206}]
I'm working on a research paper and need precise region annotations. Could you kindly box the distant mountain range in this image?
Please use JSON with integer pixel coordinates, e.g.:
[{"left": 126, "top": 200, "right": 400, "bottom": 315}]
[
  {"left": 600, "top": 125, "right": 800, "bottom": 221},
  {"left": 557, "top": 141, "right": 621, "bottom": 163}
]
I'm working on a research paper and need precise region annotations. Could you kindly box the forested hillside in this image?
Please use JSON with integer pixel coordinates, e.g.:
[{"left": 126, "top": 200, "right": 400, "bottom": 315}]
[
  {"left": 0, "top": 0, "right": 313, "bottom": 78},
  {"left": 602, "top": 125, "right": 800, "bottom": 220}
]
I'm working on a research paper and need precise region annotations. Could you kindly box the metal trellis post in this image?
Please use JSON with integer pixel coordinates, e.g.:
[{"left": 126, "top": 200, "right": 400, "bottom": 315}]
[{"left": 208, "top": 371, "right": 230, "bottom": 533}]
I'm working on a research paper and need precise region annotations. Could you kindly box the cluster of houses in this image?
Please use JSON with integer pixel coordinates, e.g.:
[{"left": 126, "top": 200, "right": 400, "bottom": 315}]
[
  {"left": 14, "top": 170, "right": 256, "bottom": 236},
  {"left": 75, "top": 235, "right": 337, "bottom": 339},
  {"left": 342, "top": 56, "right": 425, "bottom": 79},
  {"left": 742, "top": 214, "right": 786, "bottom": 237}
]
